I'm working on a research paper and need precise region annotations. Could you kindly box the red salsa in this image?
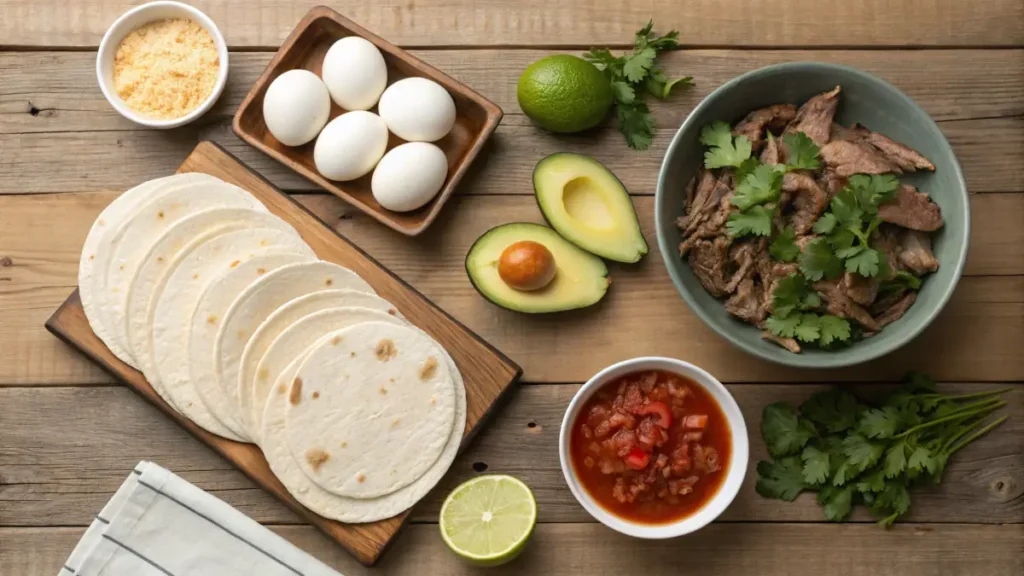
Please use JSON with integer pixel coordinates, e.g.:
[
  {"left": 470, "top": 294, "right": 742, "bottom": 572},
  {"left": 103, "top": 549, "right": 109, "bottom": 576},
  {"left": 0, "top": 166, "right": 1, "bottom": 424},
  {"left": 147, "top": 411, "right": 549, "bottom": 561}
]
[{"left": 570, "top": 370, "right": 732, "bottom": 524}]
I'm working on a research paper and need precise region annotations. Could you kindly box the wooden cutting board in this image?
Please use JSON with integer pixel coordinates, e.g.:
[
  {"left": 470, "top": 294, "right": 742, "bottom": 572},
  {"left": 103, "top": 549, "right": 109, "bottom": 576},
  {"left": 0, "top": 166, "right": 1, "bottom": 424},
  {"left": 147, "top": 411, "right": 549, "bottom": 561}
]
[{"left": 45, "top": 141, "right": 522, "bottom": 567}]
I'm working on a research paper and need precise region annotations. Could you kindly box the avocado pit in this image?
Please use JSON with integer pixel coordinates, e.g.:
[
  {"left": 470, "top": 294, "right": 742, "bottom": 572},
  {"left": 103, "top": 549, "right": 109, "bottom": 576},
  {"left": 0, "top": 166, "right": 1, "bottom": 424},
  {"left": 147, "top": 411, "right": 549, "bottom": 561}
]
[{"left": 498, "top": 240, "right": 556, "bottom": 291}]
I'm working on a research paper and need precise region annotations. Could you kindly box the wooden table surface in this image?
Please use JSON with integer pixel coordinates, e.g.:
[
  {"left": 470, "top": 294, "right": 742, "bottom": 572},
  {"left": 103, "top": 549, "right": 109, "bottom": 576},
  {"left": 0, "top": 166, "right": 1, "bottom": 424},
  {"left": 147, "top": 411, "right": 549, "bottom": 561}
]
[{"left": 1, "top": 2, "right": 1022, "bottom": 574}]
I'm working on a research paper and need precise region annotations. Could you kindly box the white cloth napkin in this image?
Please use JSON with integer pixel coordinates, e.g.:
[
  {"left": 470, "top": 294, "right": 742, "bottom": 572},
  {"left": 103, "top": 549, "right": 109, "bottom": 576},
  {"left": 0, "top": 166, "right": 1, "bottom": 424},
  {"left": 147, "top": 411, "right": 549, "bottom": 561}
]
[{"left": 58, "top": 461, "right": 343, "bottom": 576}]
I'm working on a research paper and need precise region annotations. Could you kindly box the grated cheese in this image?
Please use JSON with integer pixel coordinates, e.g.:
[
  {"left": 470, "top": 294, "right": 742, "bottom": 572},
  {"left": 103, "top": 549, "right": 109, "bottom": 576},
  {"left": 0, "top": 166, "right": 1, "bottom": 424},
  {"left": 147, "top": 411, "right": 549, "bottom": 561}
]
[{"left": 113, "top": 18, "right": 219, "bottom": 120}]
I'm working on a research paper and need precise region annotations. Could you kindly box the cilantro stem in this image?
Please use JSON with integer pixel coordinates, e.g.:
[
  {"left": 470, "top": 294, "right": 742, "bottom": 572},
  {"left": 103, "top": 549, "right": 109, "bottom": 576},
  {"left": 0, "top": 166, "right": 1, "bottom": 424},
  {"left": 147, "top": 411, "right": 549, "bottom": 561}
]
[
  {"left": 893, "top": 399, "right": 1006, "bottom": 439},
  {"left": 929, "top": 388, "right": 1012, "bottom": 402},
  {"left": 940, "top": 414, "right": 989, "bottom": 453},
  {"left": 947, "top": 416, "right": 1008, "bottom": 457}
]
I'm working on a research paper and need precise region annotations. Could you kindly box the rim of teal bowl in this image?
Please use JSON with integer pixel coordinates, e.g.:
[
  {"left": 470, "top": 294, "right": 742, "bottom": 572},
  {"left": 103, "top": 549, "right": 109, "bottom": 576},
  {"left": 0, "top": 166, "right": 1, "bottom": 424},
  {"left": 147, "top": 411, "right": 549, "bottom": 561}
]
[{"left": 655, "top": 61, "right": 970, "bottom": 369}]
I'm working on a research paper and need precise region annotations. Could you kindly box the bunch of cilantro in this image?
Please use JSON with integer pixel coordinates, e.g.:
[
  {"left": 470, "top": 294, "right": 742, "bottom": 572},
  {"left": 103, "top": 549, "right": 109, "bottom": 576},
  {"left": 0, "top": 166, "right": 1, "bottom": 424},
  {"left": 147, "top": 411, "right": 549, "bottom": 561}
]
[
  {"left": 584, "top": 21, "right": 692, "bottom": 150},
  {"left": 756, "top": 373, "right": 1009, "bottom": 526}
]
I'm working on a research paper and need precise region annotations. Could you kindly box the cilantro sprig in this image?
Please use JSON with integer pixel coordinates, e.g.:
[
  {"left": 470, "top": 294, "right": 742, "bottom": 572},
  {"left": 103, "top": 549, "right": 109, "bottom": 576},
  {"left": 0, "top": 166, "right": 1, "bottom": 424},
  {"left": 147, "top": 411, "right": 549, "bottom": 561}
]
[
  {"left": 764, "top": 273, "right": 850, "bottom": 347},
  {"left": 583, "top": 21, "right": 692, "bottom": 150},
  {"left": 756, "top": 374, "right": 1009, "bottom": 526},
  {"left": 811, "top": 174, "right": 901, "bottom": 278}
]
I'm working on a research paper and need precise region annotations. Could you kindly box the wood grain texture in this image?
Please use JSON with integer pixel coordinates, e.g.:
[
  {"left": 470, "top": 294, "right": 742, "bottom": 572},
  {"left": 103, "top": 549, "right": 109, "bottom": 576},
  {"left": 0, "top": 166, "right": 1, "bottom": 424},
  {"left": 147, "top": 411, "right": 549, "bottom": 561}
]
[
  {"left": 232, "top": 7, "right": 503, "bottom": 235},
  {"left": 41, "top": 142, "right": 521, "bottom": 566},
  {"left": 1, "top": 50, "right": 1022, "bottom": 195},
  {"left": 4, "top": 191, "right": 1022, "bottom": 385},
  {"left": 4, "top": 522, "right": 1024, "bottom": 576},
  {"left": 2, "top": 385, "right": 1020, "bottom": 527},
  {"left": 1, "top": 0, "right": 1022, "bottom": 48}
]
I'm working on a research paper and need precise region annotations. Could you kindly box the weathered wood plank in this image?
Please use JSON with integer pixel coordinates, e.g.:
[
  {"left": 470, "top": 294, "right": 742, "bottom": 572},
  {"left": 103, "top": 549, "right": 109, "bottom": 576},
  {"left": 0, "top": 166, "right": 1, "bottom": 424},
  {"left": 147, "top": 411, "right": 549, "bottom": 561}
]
[
  {"left": 1, "top": 385, "right": 1020, "bottom": 526},
  {"left": 1, "top": 51, "right": 1022, "bottom": 195},
  {"left": 4, "top": 51, "right": 1022, "bottom": 133},
  {"left": 1, "top": 0, "right": 1022, "bottom": 48},
  {"left": 3, "top": 522, "right": 1023, "bottom": 576},
  {"left": 1, "top": 192, "right": 1022, "bottom": 385}
]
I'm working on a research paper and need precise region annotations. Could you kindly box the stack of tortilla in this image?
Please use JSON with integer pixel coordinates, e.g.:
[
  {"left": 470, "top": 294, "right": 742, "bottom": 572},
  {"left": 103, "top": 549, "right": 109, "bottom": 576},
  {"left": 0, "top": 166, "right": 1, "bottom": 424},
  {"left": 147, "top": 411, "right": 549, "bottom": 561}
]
[{"left": 78, "top": 173, "right": 466, "bottom": 523}]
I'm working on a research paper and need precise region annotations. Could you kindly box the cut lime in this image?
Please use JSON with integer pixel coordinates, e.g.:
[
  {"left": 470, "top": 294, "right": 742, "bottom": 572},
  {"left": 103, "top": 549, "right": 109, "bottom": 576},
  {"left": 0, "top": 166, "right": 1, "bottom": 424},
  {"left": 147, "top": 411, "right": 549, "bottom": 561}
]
[{"left": 439, "top": 474, "right": 537, "bottom": 566}]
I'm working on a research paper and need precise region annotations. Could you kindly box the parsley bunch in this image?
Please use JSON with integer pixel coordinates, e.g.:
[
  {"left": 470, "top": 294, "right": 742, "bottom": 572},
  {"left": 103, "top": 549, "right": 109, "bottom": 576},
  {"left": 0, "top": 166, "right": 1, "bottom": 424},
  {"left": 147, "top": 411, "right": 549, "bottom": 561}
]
[
  {"left": 756, "top": 373, "right": 1009, "bottom": 526},
  {"left": 697, "top": 123, "right": 822, "bottom": 239},
  {"left": 584, "top": 21, "right": 692, "bottom": 150}
]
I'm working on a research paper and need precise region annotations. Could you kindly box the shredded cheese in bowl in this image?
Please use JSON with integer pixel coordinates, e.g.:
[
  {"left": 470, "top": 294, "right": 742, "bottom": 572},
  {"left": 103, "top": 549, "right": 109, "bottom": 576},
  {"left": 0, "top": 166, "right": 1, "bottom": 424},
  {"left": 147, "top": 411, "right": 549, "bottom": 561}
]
[{"left": 113, "top": 18, "right": 219, "bottom": 120}]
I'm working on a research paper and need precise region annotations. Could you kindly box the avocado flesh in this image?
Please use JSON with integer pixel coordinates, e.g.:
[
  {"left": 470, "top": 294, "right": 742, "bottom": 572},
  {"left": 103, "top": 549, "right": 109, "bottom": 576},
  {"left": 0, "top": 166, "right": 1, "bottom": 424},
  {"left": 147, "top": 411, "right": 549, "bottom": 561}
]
[
  {"left": 466, "top": 223, "right": 609, "bottom": 313},
  {"left": 533, "top": 153, "right": 648, "bottom": 263}
]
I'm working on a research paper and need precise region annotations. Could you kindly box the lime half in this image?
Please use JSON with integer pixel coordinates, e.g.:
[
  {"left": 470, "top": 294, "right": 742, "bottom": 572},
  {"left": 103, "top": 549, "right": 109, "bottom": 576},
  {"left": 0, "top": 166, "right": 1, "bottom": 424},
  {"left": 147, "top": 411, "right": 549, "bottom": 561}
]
[{"left": 439, "top": 474, "right": 537, "bottom": 566}]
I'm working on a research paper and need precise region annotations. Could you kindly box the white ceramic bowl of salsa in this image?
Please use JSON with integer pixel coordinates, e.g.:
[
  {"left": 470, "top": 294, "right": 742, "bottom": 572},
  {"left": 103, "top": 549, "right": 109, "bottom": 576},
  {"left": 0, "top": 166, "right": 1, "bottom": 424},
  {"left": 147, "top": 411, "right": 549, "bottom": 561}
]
[{"left": 559, "top": 356, "right": 748, "bottom": 538}]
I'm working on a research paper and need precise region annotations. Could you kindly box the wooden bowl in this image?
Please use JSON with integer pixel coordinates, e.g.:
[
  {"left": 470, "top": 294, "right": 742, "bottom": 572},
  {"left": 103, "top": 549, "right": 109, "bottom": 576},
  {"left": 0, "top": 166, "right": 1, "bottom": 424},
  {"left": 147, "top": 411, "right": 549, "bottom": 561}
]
[{"left": 233, "top": 6, "right": 503, "bottom": 236}]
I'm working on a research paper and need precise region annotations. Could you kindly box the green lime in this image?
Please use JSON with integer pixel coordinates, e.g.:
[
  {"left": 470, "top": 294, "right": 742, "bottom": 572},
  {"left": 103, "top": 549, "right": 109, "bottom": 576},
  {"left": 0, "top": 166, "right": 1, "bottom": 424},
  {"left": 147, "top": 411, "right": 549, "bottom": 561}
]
[
  {"left": 439, "top": 474, "right": 537, "bottom": 566},
  {"left": 517, "top": 54, "right": 613, "bottom": 133}
]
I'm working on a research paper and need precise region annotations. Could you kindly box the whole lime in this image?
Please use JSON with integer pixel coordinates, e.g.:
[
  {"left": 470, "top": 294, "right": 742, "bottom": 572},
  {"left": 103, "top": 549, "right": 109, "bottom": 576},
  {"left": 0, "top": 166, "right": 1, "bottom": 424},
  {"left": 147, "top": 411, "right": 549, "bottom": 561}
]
[{"left": 517, "top": 55, "right": 613, "bottom": 133}]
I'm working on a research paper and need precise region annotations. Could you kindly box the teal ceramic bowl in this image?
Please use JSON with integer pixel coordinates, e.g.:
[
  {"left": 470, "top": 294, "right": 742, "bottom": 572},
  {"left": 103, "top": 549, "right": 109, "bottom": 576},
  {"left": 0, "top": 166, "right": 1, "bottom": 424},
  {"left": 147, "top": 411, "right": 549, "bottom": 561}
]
[{"left": 655, "top": 62, "right": 969, "bottom": 368}]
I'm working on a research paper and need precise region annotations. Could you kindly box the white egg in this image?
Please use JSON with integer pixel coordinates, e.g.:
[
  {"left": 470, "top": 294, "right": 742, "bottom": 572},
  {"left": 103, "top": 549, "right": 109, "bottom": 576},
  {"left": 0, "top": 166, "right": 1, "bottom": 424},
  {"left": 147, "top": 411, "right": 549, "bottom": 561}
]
[
  {"left": 262, "top": 69, "right": 331, "bottom": 146},
  {"left": 321, "top": 36, "right": 388, "bottom": 111},
  {"left": 313, "top": 111, "right": 389, "bottom": 182},
  {"left": 371, "top": 142, "right": 449, "bottom": 212},
  {"left": 377, "top": 77, "right": 456, "bottom": 142}
]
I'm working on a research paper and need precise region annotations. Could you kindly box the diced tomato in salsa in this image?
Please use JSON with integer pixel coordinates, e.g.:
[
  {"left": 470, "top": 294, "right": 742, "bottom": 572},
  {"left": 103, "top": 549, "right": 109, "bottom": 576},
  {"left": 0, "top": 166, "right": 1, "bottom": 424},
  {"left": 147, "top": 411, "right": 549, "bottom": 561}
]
[{"left": 570, "top": 370, "right": 731, "bottom": 525}]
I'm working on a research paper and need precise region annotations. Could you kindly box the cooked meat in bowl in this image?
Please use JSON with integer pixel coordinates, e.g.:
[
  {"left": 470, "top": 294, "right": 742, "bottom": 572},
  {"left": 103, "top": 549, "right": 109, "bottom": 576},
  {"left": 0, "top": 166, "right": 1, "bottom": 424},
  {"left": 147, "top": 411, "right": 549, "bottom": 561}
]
[{"left": 678, "top": 86, "right": 944, "bottom": 353}]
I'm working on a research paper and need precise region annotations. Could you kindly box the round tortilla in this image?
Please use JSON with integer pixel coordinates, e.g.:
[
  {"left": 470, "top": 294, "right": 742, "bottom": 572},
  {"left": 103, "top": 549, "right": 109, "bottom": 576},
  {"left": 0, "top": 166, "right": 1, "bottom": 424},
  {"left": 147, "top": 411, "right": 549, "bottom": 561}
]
[
  {"left": 189, "top": 251, "right": 317, "bottom": 440},
  {"left": 285, "top": 321, "right": 456, "bottom": 498},
  {"left": 99, "top": 177, "right": 263, "bottom": 368},
  {"left": 149, "top": 228, "right": 314, "bottom": 440},
  {"left": 262, "top": 329, "right": 466, "bottom": 523},
  {"left": 213, "top": 261, "right": 376, "bottom": 434},
  {"left": 125, "top": 208, "right": 299, "bottom": 402},
  {"left": 80, "top": 173, "right": 216, "bottom": 365},
  {"left": 237, "top": 290, "right": 403, "bottom": 439}
]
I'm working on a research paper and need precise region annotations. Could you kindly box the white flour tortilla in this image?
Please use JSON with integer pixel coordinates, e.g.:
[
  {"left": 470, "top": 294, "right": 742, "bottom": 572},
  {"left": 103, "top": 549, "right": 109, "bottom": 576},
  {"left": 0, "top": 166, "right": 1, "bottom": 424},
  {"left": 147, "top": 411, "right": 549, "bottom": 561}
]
[
  {"left": 149, "top": 228, "right": 314, "bottom": 440},
  {"left": 79, "top": 173, "right": 216, "bottom": 365},
  {"left": 213, "top": 261, "right": 376, "bottom": 432},
  {"left": 129, "top": 210, "right": 301, "bottom": 405},
  {"left": 189, "top": 251, "right": 317, "bottom": 439},
  {"left": 237, "top": 290, "right": 403, "bottom": 439},
  {"left": 262, "top": 328, "right": 466, "bottom": 522},
  {"left": 98, "top": 177, "right": 262, "bottom": 368},
  {"left": 285, "top": 321, "right": 456, "bottom": 498},
  {"left": 102, "top": 180, "right": 267, "bottom": 366}
]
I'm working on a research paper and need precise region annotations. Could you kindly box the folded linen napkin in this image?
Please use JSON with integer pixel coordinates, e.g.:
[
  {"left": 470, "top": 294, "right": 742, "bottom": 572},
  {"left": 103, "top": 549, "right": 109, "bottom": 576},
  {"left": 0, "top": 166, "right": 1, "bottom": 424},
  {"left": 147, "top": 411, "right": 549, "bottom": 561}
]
[{"left": 59, "top": 461, "right": 343, "bottom": 576}]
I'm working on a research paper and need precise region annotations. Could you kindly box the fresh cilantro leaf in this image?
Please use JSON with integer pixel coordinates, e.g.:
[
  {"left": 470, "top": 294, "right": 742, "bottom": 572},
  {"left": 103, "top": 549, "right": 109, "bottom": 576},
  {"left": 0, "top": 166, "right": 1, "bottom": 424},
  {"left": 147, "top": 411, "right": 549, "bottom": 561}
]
[
  {"left": 731, "top": 163, "right": 784, "bottom": 210},
  {"left": 855, "top": 468, "right": 887, "bottom": 493},
  {"left": 848, "top": 174, "right": 900, "bottom": 213},
  {"left": 818, "top": 315, "right": 851, "bottom": 346},
  {"left": 617, "top": 102, "right": 654, "bottom": 150},
  {"left": 875, "top": 481, "right": 911, "bottom": 516},
  {"left": 770, "top": 227, "right": 800, "bottom": 262},
  {"left": 659, "top": 76, "right": 692, "bottom": 98},
  {"left": 803, "top": 292, "right": 822, "bottom": 309},
  {"left": 818, "top": 485, "right": 854, "bottom": 521},
  {"left": 793, "top": 313, "right": 822, "bottom": 343},
  {"left": 813, "top": 213, "right": 838, "bottom": 235},
  {"left": 634, "top": 20, "right": 654, "bottom": 42},
  {"left": 842, "top": 434, "right": 885, "bottom": 473},
  {"left": 762, "top": 403, "right": 817, "bottom": 457},
  {"left": 801, "top": 445, "right": 831, "bottom": 485},
  {"left": 883, "top": 439, "right": 909, "bottom": 478},
  {"left": 832, "top": 459, "right": 857, "bottom": 486},
  {"left": 844, "top": 247, "right": 883, "bottom": 277},
  {"left": 726, "top": 205, "right": 773, "bottom": 237},
  {"left": 755, "top": 457, "right": 806, "bottom": 501},
  {"left": 699, "top": 121, "right": 733, "bottom": 149},
  {"left": 904, "top": 372, "right": 937, "bottom": 393},
  {"left": 800, "top": 389, "right": 861, "bottom": 433},
  {"left": 908, "top": 445, "right": 937, "bottom": 474},
  {"left": 645, "top": 29, "right": 681, "bottom": 51},
  {"left": 782, "top": 132, "right": 821, "bottom": 171},
  {"left": 830, "top": 188, "right": 863, "bottom": 229},
  {"left": 880, "top": 271, "right": 922, "bottom": 295},
  {"left": 643, "top": 68, "right": 690, "bottom": 99},
  {"left": 582, "top": 48, "right": 619, "bottom": 72},
  {"left": 858, "top": 406, "right": 902, "bottom": 440},
  {"left": 610, "top": 80, "right": 635, "bottom": 104},
  {"left": 771, "top": 274, "right": 807, "bottom": 318},
  {"left": 734, "top": 157, "right": 761, "bottom": 185},
  {"left": 623, "top": 46, "right": 657, "bottom": 83},
  {"left": 826, "top": 228, "right": 857, "bottom": 254},
  {"left": 702, "top": 130, "right": 753, "bottom": 169},
  {"left": 834, "top": 244, "right": 865, "bottom": 260},
  {"left": 766, "top": 314, "right": 801, "bottom": 338},
  {"left": 799, "top": 238, "right": 842, "bottom": 281}
]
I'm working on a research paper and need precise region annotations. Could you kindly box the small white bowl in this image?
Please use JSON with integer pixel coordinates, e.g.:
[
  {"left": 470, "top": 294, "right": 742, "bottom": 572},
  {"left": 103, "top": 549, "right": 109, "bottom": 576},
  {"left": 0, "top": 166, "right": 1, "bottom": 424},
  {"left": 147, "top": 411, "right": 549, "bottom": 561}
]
[
  {"left": 96, "top": 1, "right": 229, "bottom": 129},
  {"left": 559, "top": 357, "right": 749, "bottom": 539}
]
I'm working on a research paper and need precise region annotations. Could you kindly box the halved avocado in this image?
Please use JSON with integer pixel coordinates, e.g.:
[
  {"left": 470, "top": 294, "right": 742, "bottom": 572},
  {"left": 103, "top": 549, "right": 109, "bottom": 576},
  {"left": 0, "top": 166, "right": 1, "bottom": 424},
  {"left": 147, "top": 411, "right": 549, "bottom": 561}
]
[
  {"left": 466, "top": 223, "right": 609, "bottom": 313},
  {"left": 533, "top": 153, "right": 648, "bottom": 263}
]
